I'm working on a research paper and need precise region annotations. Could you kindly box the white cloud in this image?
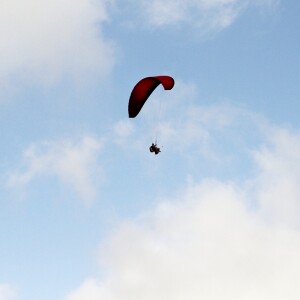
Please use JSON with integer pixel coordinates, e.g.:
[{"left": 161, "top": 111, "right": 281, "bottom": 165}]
[
  {"left": 0, "top": 284, "right": 16, "bottom": 300},
  {"left": 67, "top": 179, "right": 300, "bottom": 300},
  {"left": 66, "top": 278, "right": 111, "bottom": 300},
  {"left": 67, "top": 115, "right": 300, "bottom": 299},
  {"left": 0, "top": 0, "right": 116, "bottom": 86},
  {"left": 253, "top": 128, "right": 300, "bottom": 228},
  {"left": 8, "top": 135, "right": 104, "bottom": 205},
  {"left": 132, "top": 0, "right": 278, "bottom": 34}
]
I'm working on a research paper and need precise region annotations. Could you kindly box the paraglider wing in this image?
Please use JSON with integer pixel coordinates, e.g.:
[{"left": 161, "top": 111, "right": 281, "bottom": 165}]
[{"left": 128, "top": 76, "right": 175, "bottom": 118}]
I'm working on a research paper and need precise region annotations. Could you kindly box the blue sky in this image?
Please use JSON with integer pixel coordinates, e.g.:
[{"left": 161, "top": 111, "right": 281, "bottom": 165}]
[{"left": 1, "top": 1, "right": 300, "bottom": 299}]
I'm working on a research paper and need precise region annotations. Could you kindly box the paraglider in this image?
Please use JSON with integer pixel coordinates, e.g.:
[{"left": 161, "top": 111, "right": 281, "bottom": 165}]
[
  {"left": 128, "top": 75, "right": 174, "bottom": 155},
  {"left": 128, "top": 76, "right": 174, "bottom": 118},
  {"left": 149, "top": 143, "right": 161, "bottom": 155}
]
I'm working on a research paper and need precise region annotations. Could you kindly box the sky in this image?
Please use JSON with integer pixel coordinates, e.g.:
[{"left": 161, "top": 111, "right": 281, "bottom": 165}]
[{"left": 1, "top": 0, "right": 300, "bottom": 299}]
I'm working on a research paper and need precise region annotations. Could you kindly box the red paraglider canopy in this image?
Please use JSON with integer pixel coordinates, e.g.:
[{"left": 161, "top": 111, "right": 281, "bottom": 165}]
[{"left": 128, "top": 76, "right": 175, "bottom": 118}]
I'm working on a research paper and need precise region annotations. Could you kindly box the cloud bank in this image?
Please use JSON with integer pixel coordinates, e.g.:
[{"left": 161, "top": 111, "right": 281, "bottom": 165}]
[
  {"left": 66, "top": 115, "right": 300, "bottom": 299},
  {"left": 0, "top": 0, "right": 115, "bottom": 86}
]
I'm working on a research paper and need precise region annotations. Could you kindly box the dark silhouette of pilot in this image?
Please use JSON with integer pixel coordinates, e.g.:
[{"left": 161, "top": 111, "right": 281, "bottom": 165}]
[{"left": 149, "top": 143, "right": 161, "bottom": 155}]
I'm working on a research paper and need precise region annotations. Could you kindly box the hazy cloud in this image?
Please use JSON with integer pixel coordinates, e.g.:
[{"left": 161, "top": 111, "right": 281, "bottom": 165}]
[
  {"left": 131, "top": 0, "right": 278, "bottom": 34},
  {"left": 66, "top": 279, "right": 110, "bottom": 300},
  {"left": 114, "top": 79, "right": 262, "bottom": 162},
  {"left": 0, "top": 0, "right": 116, "bottom": 86},
  {"left": 0, "top": 284, "right": 16, "bottom": 300},
  {"left": 253, "top": 128, "right": 300, "bottom": 228},
  {"left": 8, "top": 135, "right": 104, "bottom": 205},
  {"left": 113, "top": 119, "right": 135, "bottom": 147}
]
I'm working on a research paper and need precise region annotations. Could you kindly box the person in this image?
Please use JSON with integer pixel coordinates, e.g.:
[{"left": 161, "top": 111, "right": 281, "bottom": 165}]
[
  {"left": 149, "top": 143, "right": 161, "bottom": 155},
  {"left": 154, "top": 147, "right": 161, "bottom": 155}
]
